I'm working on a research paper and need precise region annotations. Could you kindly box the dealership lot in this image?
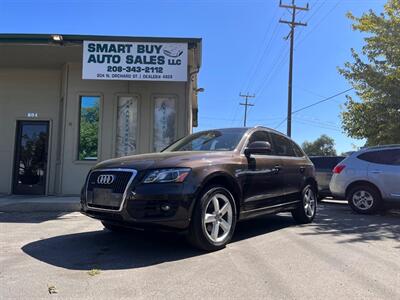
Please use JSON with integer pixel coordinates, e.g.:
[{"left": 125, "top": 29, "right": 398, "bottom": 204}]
[{"left": 1, "top": 201, "right": 399, "bottom": 299}]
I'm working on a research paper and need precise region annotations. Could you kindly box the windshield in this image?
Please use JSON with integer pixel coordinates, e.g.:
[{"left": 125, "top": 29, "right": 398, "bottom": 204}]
[{"left": 163, "top": 128, "right": 247, "bottom": 152}]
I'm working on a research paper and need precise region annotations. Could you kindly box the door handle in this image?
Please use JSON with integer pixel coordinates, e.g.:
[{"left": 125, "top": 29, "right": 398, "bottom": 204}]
[
  {"left": 371, "top": 170, "right": 382, "bottom": 174},
  {"left": 273, "top": 165, "right": 281, "bottom": 173}
]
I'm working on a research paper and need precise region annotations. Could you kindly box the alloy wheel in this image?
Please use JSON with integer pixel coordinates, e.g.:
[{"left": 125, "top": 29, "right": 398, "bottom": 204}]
[
  {"left": 303, "top": 187, "right": 316, "bottom": 218},
  {"left": 203, "top": 193, "right": 233, "bottom": 243},
  {"left": 352, "top": 190, "right": 374, "bottom": 210}
]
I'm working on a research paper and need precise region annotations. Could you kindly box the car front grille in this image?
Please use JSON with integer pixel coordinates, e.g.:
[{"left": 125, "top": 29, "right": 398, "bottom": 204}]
[
  {"left": 87, "top": 170, "right": 133, "bottom": 193},
  {"left": 86, "top": 169, "right": 137, "bottom": 211}
]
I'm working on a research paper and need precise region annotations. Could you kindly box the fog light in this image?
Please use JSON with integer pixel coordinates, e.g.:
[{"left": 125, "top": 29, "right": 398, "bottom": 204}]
[
  {"left": 127, "top": 191, "right": 136, "bottom": 200},
  {"left": 161, "top": 204, "right": 171, "bottom": 212}
]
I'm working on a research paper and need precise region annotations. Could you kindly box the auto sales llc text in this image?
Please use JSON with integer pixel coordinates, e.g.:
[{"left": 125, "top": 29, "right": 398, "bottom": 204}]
[{"left": 86, "top": 43, "right": 182, "bottom": 66}]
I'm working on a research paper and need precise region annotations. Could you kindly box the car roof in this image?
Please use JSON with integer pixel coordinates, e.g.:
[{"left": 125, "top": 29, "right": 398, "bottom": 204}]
[
  {"left": 358, "top": 144, "right": 400, "bottom": 153},
  {"left": 199, "top": 126, "right": 287, "bottom": 136}
]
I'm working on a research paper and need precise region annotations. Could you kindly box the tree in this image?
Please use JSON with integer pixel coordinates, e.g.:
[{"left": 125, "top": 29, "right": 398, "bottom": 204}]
[
  {"left": 302, "top": 135, "right": 337, "bottom": 156},
  {"left": 79, "top": 105, "right": 99, "bottom": 160},
  {"left": 339, "top": 0, "right": 400, "bottom": 146}
]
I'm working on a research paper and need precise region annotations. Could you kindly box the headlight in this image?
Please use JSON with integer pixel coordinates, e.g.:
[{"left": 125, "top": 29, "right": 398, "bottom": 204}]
[{"left": 142, "top": 168, "right": 191, "bottom": 184}]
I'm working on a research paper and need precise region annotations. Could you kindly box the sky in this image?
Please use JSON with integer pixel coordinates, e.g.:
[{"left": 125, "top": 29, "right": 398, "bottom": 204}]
[{"left": 0, "top": 0, "right": 386, "bottom": 154}]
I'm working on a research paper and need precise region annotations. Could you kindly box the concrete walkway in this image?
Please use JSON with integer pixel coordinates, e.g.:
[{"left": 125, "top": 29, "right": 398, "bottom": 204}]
[{"left": 0, "top": 195, "right": 80, "bottom": 212}]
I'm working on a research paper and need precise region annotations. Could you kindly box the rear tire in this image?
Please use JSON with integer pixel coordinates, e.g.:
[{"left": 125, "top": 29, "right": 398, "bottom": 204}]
[
  {"left": 347, "top": 185, "right": 382, "bottom": 214},
  {"left": 187, "top": 185, "right": 237, "bottom": 251},
  {"left": 292, "top": 184, "right": 317, "bottom": 224}
]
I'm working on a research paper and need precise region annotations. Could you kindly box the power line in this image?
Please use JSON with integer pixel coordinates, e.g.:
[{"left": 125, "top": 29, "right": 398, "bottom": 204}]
[
  {"left": 293, "top": 116, "right": 341, "bottom": 130},
  {"left": 244, "top": 12, "right": 284, "bottom": 93},
  {"left": 292, "top": 87, "right": 353, "bottom": 114},
  {"left": 296, "top": 0, "right": 340, "bottom": 48},
  {"left": 303, "top": 0, "right": 326, "bottom": 23},
  {"left": 243, "top": 9, "right": 280, "bottom": 89},
  {"left": 239, "top": 6, "right": 280, "bottom": 94},
  {"left": 293, "top": 84, "right": 326, "bottom": 98},
  {"left": 254, "top": 48, "right": 289, "bottom": 96},
  {"left": 250, "top": 0, "right": 328, "bottom": 110},
  {"left": 274, "top": 87, "right": 354, "bottom": 129},
  {"left": 247, "top": 49, "right": 290, "bottom": 115},
  {"left": 275, "top": 118, "right": 288, "bottom": 130},
  {"left": 292, "top": 119, "right": 342, "bottom": 132}
]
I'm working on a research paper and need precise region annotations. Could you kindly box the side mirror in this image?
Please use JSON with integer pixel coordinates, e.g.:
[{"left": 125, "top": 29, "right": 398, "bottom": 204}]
[{"left": 244, "top": 141, "right": 272, "bottom": 157}]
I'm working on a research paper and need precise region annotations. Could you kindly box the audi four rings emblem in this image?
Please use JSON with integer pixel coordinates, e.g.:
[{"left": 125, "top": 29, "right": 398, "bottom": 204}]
[{"left": 97, "top": 174, "right": 115, "bottom": 185}]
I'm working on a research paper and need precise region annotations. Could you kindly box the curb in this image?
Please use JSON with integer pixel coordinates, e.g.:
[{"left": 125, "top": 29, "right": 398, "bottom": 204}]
[{"left": 0, "top": 200, "right": 81, "bottom": 213}]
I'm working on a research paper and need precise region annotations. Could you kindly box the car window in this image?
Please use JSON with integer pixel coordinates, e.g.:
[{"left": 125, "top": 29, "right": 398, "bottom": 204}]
[
  {"left": 336, "top": 156, "right": 346, "bottom": 165},
  {"left": 358, "top": 149, "right": 400, "bottom": 166},
  {"left": 270, "top": 133, "right": 296, "bottom": 157},
  {"left": 392, "top": 150, "right": 400, "bottom": 165},
  {"left": 163, "top": 128, "right": 247, "bottom": 152},
  {"left": 310, "top": 157, "right": 344, "bottom": 170},
  {"left": 292, "top": 142, "right": 305, "bottom": 157},
  {"left": 248, "top": 131, "right": 272, "bottom": 144},
  {"left": 247, "top": 131, "right": 273, "bottom": 154}
]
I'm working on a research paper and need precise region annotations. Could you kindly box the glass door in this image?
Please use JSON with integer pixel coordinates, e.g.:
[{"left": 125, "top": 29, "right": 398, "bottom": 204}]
[{"left": 13, "top": 121, "right": 49, "bottom": 195}]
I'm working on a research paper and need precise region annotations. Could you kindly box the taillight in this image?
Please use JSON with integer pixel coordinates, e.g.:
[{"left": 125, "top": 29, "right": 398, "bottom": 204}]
[{"left": 333, "top": 164, "right": 346, "bottom": 174}]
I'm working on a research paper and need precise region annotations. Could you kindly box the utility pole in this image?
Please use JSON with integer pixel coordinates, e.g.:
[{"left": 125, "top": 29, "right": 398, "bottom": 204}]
[
  {"left": 279, "top": 0, "right": 309, "bottom": 137},
  {"left": 239, "top": 93, "right": 255, "bottom": 127}
]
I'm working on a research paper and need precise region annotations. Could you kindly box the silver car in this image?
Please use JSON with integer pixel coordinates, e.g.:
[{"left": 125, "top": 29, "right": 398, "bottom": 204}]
[
  {"left": 310, "top": 156, "right": 345, "bottom": 199},
  {"left": 330, "top": 145, "right": 400, "bottom": 214}
]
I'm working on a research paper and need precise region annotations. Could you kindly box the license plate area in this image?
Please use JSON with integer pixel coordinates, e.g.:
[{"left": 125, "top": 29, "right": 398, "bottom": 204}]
[{"left": 87, "top": 188, "right": 123, "bottom": 210}]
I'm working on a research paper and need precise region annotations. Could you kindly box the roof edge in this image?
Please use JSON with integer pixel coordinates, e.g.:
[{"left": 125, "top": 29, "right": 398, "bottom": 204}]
[{"left": 0, "top": 33, "right": 202, "bottom": 45}]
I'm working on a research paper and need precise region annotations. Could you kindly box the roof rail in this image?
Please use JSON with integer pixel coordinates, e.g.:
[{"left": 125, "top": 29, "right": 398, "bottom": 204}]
[{"left": 363, "top": 144, "right": 400, "bottom": 150}]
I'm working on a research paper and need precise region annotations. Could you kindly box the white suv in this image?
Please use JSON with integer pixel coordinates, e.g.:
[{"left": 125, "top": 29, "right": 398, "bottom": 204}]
[{"left": 330, "top": 145, "right": 400, "bottom": 214}]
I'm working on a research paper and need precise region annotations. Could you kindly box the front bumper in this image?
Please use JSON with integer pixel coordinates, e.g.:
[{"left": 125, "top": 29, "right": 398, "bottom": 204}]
[{"left": 81, "top": 180, "right": 196, "bottom": 231}]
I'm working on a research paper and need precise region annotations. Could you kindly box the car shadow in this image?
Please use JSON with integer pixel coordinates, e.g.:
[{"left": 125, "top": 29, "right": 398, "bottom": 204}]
[
  {"left": 22, "top": 202, "right": 399, "bottom": 270},
  {"left": 0, "top": 212, "right": 70, "bottom": 224},
  {"left": 303, "top": 202, "right": 400, "bottom": 246},
  {"left": 21, "top": 214, "right": 294, "bottom": 271}
]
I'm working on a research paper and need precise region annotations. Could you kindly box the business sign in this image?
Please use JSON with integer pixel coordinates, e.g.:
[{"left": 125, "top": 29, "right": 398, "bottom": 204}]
[{"left": 82, "top": 41, "right": 188, "bottom": 81}]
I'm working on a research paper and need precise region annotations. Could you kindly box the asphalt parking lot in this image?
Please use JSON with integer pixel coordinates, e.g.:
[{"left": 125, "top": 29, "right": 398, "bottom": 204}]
[{"left": 1, "top": 201, "right": 399, "bottom": 299}]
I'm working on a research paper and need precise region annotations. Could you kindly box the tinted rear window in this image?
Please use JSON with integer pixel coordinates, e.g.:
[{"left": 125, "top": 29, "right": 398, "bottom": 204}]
[
  {"left": 292, "top": 143, "right": 305, "bottom": 157},
  {"left": 310, "top": 157, "right": 345, "bottom": 170},
  {"left": 358, "top": 149, "right": 400, "bottom": 165},
  {"left": 270, "top": 133, "right": 296, "bottom": 157}
]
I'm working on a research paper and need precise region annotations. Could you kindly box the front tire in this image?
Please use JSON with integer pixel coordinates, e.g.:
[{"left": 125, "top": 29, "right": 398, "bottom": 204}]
[
  {"left": 292, "top": 184, "right": 317, "bottom": 224},
  {"left": 187, "top": 185, "right": 237, "bottom": 251},
  {"left": 347, "top": 185, "right": 381, "bottom": 214}
]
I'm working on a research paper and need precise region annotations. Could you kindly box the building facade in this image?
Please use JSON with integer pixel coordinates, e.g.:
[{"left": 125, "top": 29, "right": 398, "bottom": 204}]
[{"left": 0, "top": 34, "right": 202, "bottom": 195}]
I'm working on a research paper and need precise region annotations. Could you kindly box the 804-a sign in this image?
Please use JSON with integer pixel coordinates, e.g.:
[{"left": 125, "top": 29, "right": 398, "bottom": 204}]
[{"left": 82, "top": 41, "right": 188, "bottom": 82}]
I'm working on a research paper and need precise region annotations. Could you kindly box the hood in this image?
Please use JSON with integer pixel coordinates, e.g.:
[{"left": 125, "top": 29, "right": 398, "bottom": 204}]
[{"left": 93, "top": 151, "right": 235, "bottom": 171}]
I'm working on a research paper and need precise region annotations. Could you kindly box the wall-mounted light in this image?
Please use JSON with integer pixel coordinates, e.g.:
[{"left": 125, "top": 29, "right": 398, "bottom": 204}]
[
  {"left": 194, "top": 87, "right": 205, "bottom": 93},
  {"left": 51, "top": 34, "right": 63, "bottom": 42}
]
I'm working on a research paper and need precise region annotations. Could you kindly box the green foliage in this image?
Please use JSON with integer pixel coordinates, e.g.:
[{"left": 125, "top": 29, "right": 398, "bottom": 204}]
[
  {"left": 339, "top": 0, "right": 400, "bottom": 146},
  {"left": 79, "top": 105, "right": 99, "bottom": 160},
  {"left": 302, "top": 134, "right": 337, "bottom": 156}
]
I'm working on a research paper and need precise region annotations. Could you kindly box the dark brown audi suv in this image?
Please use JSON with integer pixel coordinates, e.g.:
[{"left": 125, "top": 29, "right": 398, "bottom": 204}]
[{"left": 81, "top": 126, "right": 317, "bottom": 251}]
